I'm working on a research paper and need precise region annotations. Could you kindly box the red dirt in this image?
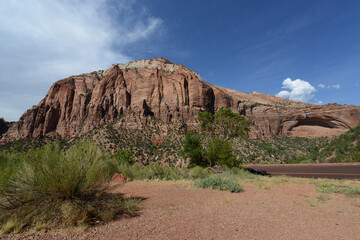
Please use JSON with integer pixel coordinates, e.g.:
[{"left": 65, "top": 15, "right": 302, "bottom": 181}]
[
  {"left": 2, "top": 180, "right": 360, "bottom": 240},
  {"left": 111, "top": 173, "right": 127, "bottom": 183}
]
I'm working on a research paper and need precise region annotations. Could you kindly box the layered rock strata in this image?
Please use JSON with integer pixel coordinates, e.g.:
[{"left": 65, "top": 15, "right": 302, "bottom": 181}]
[{"left": 1, "top": 57, "right": 360, "bottom": 143}]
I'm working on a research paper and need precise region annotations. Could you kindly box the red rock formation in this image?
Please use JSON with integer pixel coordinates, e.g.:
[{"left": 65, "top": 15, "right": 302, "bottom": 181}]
[
  {"left": 0, "top": 118, "right": 12, "bottom": 137},
  {"left": 111, "top": 173, "right": 127, "bottom": 183},
  {"left": 1, "top": 57, "right": 360, "bottom": 143}
]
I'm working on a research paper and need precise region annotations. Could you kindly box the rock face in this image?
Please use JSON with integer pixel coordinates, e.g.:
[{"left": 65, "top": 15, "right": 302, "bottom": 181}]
[
  {"left": 0, "top": 118, "right": 11, "bottom": 138},
  {"left": 1, "top": 57, "right": 360, "bottom": 143}
]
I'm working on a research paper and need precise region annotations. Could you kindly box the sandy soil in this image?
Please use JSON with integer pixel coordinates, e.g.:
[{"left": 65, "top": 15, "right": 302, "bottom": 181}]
[{"left": 2, "top": 179, "right": 360, "bottom": 240}]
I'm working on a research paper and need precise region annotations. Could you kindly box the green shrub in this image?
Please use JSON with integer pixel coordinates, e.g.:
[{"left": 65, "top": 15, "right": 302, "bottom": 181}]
[
  {"left": 188, "top": 166, "right": 212, "bottom": 179},
  {"left": 163, "top": 166, "right": 189, "bottom": 180},
  {"left": 182, "top": 133, "right": 241, "bottom": 168},
  {"left": 113, "top": 149, "right": 135, "bottom": 165},
  {"left": 0, "top": 141, "right": 138, "bottom": 233},
  {"left": 225, "top": 179, "right": 243, "bottom": 192},
  {"left": 116, "top": 162, "right": 189, "bottom": 181},
  {"left": 116, "top": 162, "right": 213, "bottom": 181},
  {"left": 194, "top": 177, "right": 243, "bottom": 192},
  {"left": 316, "top": 194, "right": 331, "bottom": 201},
  {"left": 199, "top": 109, "right": 251, "bottom": 139},
  {"left": 316, "top": 182, "right": 360, "bottom": 197},
  {"left": 194, "top": 176, "right": 221, "bottom": 188},
  {"left": 0, "top": 151, "right": 24, "bottom": 186},
  {"left": 198, "top": 111, "right": 214, "bottom": 132},
  {"left": 343, "top": 187, "right": 360, "bottom": 197},
  {"left": 205, "top": 137, "right": 241, "bottom": 168},
  {"left": 182, "top": 132, "right": 205, "bottom": 167}
]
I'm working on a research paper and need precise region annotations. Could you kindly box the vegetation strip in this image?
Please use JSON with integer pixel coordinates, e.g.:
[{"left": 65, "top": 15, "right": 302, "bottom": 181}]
[{"left": 1, "top": 108, "right": 360, "bottom": 235}]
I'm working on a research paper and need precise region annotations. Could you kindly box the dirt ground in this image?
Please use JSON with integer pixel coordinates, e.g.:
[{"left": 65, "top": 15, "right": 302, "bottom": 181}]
[{"left": 2, "top": 179, "right": 360, "bottom": 240}]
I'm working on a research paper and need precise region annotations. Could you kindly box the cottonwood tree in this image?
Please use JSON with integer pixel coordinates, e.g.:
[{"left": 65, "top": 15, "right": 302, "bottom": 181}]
[
  {"left": 199, "top": 109, "right": 250, "bottom": 140},
  {"left": 183, "top": 109, "right": 250, "bottom": 168}
]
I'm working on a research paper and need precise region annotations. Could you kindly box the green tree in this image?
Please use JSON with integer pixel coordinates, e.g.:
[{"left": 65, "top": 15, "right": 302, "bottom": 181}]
[
  {"left": 199, "top": 109, "right": 250, "bottom": 140},
  {"left": 198, "top": 111, "right": 214, "bottom": 133},
  {"left": 214, "top": 109, "right": 250, "bottom": 139},
  {"left": 182, "top": 132, "right": 205, "bottom": 167},
  {"left": 183, "top": 109, "right": 250, "bottom": 168},
  {"left": 205, "top": 137, "right": 241, "bottom": 168}
]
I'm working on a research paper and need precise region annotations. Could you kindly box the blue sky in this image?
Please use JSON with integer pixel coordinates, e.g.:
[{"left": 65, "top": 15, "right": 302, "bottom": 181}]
[{"left": 0, "top": 0, "right": 359, "bottom": 121}]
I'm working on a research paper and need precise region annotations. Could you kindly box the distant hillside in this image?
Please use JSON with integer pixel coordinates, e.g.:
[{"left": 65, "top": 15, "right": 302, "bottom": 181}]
[
  {"left": 233, "top": 136, "right": 330, "bottom": 164},
  {"left": 317, "top": 124, "right": 360, "bottom": 163},
  {"left": 3, "top": 118, "right": 359, "bottom": 165}
]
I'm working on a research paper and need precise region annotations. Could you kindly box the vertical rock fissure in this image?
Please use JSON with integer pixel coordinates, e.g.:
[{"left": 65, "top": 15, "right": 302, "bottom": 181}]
[{"left": 184, "top": 77, "right": 189, "bottom": 106}]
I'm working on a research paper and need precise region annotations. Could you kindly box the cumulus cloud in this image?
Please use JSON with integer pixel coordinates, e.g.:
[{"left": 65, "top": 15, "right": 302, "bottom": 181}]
[
  {"left": 0, "top": 0, "right": 162, "bottom": 121},
  {"left": 276, "top": 78, "right": 316, "bottom": 102},
  {"left": 314, "top": 99, "right": 323, "bottom": 104},
  {"left": 318, "top": 83, "right": 341, "bottom": 89},
  {"left": 330, "top": 84, "right": 341, "bottom": 89}
]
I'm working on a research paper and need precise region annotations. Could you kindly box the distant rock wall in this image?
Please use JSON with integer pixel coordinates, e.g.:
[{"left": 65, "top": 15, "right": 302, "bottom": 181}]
[
  {"left": 1, "top": 58, "right": 360, "bottom": 143},
  {"left": 0, "top": 118, "right": 10, "bottom": 137}
]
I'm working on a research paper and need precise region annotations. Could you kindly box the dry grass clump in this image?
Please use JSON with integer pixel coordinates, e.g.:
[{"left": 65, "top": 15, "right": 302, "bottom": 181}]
[
  {"left": 194, "top": 176, "right": 243, "bottom": 193},
  {"left": 316, "top": 181, "right": 360, "bottom": 197},
  {"left": 0, "top": 141, "right": 140, "bottom": 234}
]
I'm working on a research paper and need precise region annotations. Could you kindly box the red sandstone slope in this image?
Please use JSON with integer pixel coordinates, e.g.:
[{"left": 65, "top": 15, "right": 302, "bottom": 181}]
[{"left": 1, "top": 58, "right": 360, "bottom": 143}]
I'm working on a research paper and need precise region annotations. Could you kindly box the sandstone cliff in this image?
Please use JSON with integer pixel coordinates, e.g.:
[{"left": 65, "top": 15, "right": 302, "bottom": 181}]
[
  {"left": 1, "top": 57, "right": 360, "bottom": 144},
  {"left": 0, "top": 118, "right": 11, "bottom": 137}
]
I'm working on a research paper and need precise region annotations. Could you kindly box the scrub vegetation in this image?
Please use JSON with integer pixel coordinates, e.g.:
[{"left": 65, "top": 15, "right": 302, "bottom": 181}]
[
  {"left": 1, "top": 109, "right": 360, "bottom": 234},
  {"left": 0, "top": 141, "right": 140, "bottom": 234}
]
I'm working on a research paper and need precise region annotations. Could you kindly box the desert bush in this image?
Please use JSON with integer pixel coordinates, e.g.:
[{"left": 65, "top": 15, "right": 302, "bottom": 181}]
[
  {"left": 113, "top": 149, "right": 135, "bottom": 165},
  {"left": 316, "top": 194, "right": 331, "bottom": 201},
  {"left": 116, "top": 159, "right": 214, "bottom": 181},
  {"left": 183, "top": 133, "right": 241, "bottom": 168},
  {"left": 199, "top": 109, "right": 251, "bottom": 139},
  {"left": 343, "top": 187, "right": 360, "bottom": 197},
  {"left": 161, "top": 165, "right": 189, "bottom": 180},
  {"left": 0, "top": 141, "right": 138, "bottom": 233},
  {"left": 193, "top": 176, "right": 243, "bottom": 193},
  {"left": 116, "top": 162, "right": 190, "bottom": 181},
  {"left": 198, "top": 111, "right": 214, "bottom": 133},
  {"left": 316, "top": 181, "right": 360, "bottom": 197},
  {"left": 224, "top": 179, "right": 243, "bottom": 192},
  {"left": 205, "top": 137, "right": 241, "bottom": 168},
  {"left": 188, "top": 166, "right": 212, "bottom": 179},
  {"left": 0, "top": 151, "right": 24, "bottom": 186},
  {"left": 182, "top": 131, "right": 205, "bottom": 167},
  {"left": 184, "top": 109, "right": 251, "bottom": 168}
]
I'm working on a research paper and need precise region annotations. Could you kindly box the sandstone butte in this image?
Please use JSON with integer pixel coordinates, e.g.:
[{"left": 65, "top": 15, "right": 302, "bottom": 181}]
[{"left": 1, "top": 57, "right": 360, "bottom": 144}]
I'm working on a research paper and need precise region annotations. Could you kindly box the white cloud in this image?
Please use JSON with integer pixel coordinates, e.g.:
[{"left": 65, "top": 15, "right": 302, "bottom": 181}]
[
  {"left": 314, "top": 99, "right": 323, "bottom": 105},
  {"left": 0, "top": 0, "right": 162, "bottom": 121},
  {"left": 330, "top": 84, "right": 341, "bottom": 89},
  {"left": 318, "top": 83, "right": 340, "bottom": 89},
  {"left": 276, "top": 78, "right": 316, "bottom": 102}
]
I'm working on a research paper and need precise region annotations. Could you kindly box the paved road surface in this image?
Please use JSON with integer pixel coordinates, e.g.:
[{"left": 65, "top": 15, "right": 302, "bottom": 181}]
[{"left": 244, "top": 164, "right": 360, "bottom": 179}]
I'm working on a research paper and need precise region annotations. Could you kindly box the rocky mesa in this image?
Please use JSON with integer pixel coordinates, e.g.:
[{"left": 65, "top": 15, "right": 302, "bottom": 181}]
[{"left": 1, "top": 57, "right": 360, "bottom": 144}]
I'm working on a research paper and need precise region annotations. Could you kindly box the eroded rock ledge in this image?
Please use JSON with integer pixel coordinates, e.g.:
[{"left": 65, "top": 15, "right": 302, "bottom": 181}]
[{"left": 1, "top": 57, "right": 360, "bottom": 143}]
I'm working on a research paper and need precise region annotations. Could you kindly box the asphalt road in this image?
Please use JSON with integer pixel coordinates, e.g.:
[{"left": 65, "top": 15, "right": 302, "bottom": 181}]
[{"left": 244, "top": 164, "right": 360, "bottom": 179}]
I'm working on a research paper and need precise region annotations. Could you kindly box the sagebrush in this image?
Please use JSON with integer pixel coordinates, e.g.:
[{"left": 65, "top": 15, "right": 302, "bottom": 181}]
[{"left": 0, "top": 141, "right": 139, "bottom": 234}]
